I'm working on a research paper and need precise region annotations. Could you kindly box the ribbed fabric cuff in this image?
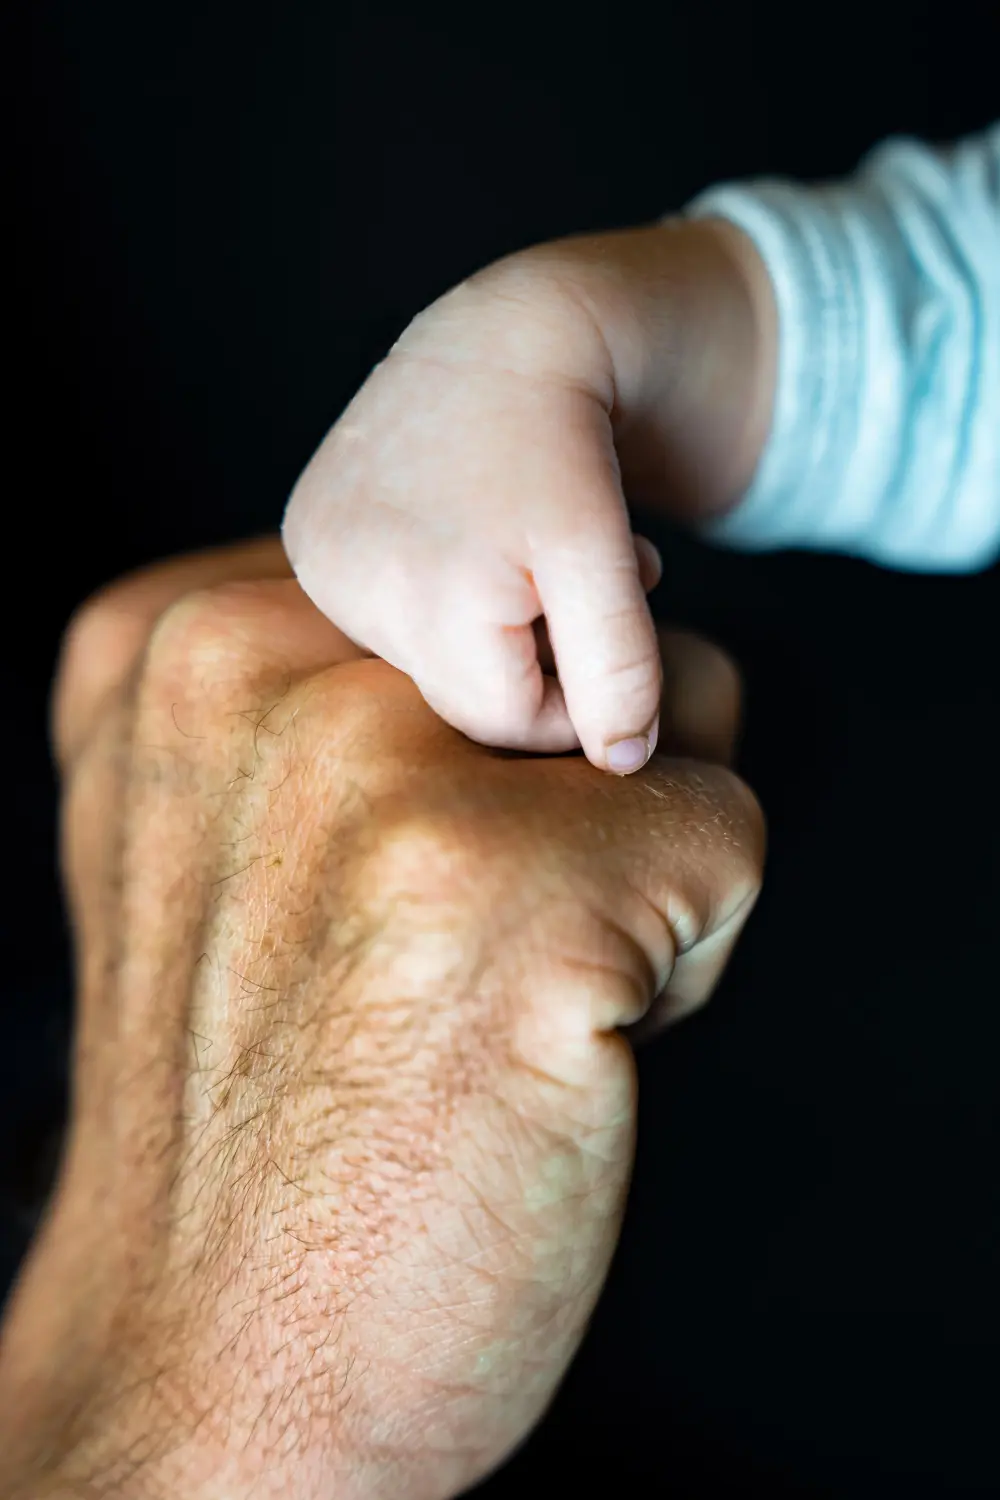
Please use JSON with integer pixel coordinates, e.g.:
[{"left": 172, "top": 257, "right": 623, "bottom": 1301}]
[
  {"left": 685, "top": 130, "right": 1000, "bottom": 573},
  {"left": 688, "top": 181, "right": 873, "bottom": 555}
]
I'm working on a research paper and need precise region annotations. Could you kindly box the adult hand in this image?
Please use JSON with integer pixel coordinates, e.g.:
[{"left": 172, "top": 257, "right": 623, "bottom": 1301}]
[{"left": 0, "top": 538, "right": 763, "bottom": 1500}]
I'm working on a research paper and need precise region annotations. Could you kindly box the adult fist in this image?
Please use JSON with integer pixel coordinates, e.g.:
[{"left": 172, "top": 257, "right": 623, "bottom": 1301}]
[{"left": 0, "top": 539, "right": 763, "bottom": 1500}]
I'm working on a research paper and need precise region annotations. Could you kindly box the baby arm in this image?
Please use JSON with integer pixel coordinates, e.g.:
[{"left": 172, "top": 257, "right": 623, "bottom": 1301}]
[
  {"left": 283, "top": 218, "right": 776, "bottom": 773},
  {"left": 283, "top": 123, "right": 999, "bottom": 773},
  {"left": 694, "top": 123, "right": 1000, "bottom": 569}
]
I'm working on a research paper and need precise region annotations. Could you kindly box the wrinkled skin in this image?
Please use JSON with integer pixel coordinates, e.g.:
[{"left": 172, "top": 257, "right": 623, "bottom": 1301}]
[{"left": 0, "top": 538, "right": 763, "bottom": 1500}]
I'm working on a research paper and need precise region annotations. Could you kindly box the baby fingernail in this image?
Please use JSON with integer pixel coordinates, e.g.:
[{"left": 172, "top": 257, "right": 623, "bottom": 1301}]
[
  {"left": 607, "top": 735, "right": 651, "bottom": 774},
  {"left": 606, "top": 717, "right": 658, "bottom": 775}
]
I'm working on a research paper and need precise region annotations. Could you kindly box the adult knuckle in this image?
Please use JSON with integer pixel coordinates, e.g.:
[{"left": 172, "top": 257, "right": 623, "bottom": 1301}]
[
  {"left": 53, "top": 584, "right": 151, "bottom": 767},
  {"left": 649, "top": 761, "right": 765, "bottom": 890},
  {"left": 355, "top": 806, "right": 488, "bottom": 914},
  {"left": 708, "top": 765, "right": 767, "bottom": 895},
  {"left": 142, "top": 581, "right": 272, "bottom": 703},
  {"left": 57, "top": 585, "right": 129, "bottom": 689},
  {"left": 58, "top": 577, "right": 160, "bottom": 696}
]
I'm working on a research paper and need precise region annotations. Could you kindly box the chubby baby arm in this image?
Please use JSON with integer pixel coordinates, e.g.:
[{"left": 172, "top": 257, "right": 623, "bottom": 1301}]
[{"left": 282, "top": 218, "right": 775, "bottom": 773}]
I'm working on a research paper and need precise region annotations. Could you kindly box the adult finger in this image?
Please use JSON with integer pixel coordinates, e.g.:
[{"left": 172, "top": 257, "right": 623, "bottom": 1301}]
[
  {"left": 655, "top": 628, "right": 742, "bottom": 766},
  {"left": 633, "top": 533, "right": 663, "bottom": 592}
]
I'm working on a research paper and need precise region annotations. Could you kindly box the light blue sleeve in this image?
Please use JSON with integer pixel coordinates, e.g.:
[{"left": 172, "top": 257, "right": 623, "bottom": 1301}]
[{"left": 689, "top": 124, "right": 1000, "bottom": 571}]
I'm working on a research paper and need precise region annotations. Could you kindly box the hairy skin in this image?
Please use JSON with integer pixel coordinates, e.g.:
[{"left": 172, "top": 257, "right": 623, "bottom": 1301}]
[{"left": 0, "top": 539, "right": 763, "bottom": 1500}]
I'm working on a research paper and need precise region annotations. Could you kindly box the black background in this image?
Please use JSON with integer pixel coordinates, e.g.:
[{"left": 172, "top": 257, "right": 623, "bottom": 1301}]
[{"left": 4, "top": 1, "right": 1000, "bottom": 1493}]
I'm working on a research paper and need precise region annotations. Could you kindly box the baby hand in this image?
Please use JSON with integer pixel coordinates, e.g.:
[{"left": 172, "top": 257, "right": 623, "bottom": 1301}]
[{"left": 283, "top": 222, "right": 773, "bottom": 772}]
